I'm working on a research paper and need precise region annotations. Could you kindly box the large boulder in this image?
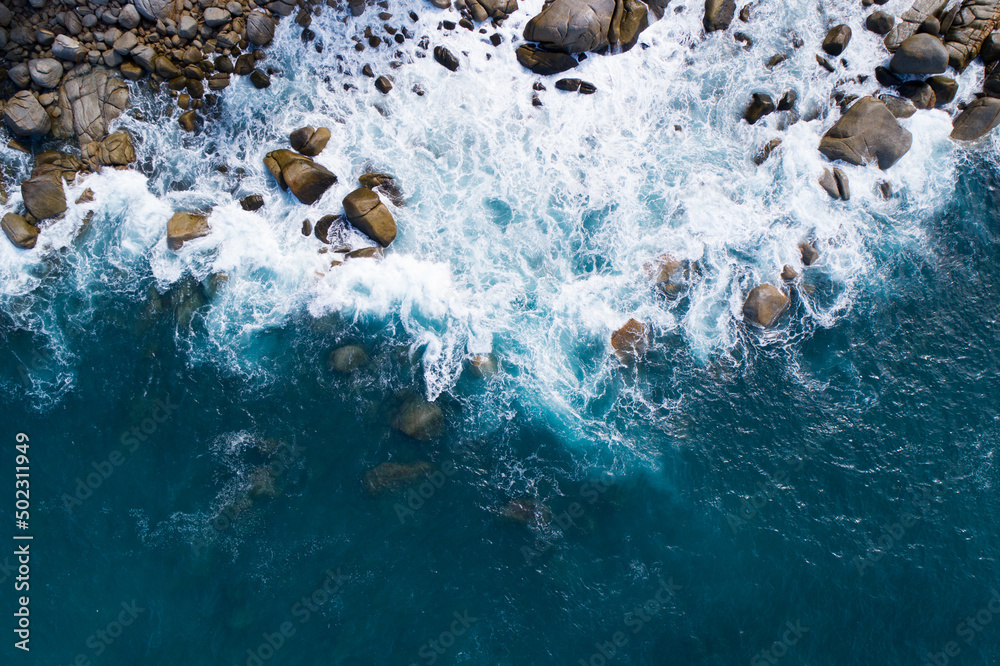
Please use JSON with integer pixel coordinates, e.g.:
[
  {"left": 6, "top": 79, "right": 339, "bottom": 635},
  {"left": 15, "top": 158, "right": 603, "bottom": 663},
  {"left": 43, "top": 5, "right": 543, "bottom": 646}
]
[
  {"left": 822, "top": 25, "right": 852, "bottom": 56},
  {"left": 392, "top": 399, "right": 444, "bottom": 441},
  {"left": 289, "top": 126, "right": 331, "bottom": 157},
  {"left": 2, "top": 214, "right": 39, "bottom": 250},
  {"left": 132, "top": 0, "right": 183, "bottom": 22},
  {"left": 523, "top": 0, "right": 647, "bottom": 53},
  {"left": 2, "top": 91, "right": 51, "bottom": 137},
  {"left": 951, "top": 96, "right": 1000, "bottom": 140},
  {"left": 884, "top": 0, "right": 946, "bottom": 51},
  {"left": 890, "top": 33, "right": 949, "bottom": 74},
  {"left": 342, "top": 188, "right": 397, "bottom": 247},
  {"left": 55, "top": 65, "right": 129, "bottom": 145},
  {"left": 704, "top": 0, "right": 736, "bottom": 32},
  {"left": 167, "top": 212, "right": 210, "bottom": 251},
  {"left": 263, "top": 150, "right": 338, "bottom": 205},
  {"left": 28, "top": 59, "right": 64, "bottom": 89},
  {"left": 52, "top": 35, "right": 86, "bottom": 63},
  {"left": 818, "top": 97, "right": 912, "bottom": 169},
  {"left": 245, "top": 11, "right": 276, "bottom": 46},
  {"left": 81, "top": 130, "right": 136, "bottom": 168},
  {"left": 22, "top": 173, "right": 67, "bottom": 221},
  {"left": 742, "top": 284, "right": 789, "bottom": 327},
  {"left": 515, "top": 45, "right": 578, "bottom": 75}
]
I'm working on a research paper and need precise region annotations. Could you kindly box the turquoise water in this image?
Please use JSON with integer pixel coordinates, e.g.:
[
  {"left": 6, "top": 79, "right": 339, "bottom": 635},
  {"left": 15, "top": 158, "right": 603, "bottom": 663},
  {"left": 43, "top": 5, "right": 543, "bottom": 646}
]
[{"left": 4, "top": 0, "right": 1000, "bottom": 663}]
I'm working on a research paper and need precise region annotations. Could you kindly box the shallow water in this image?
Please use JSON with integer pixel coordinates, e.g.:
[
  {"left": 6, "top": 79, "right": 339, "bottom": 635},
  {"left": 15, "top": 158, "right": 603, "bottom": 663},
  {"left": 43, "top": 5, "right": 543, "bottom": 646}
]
[{"left": 2, "top": 0, "right": 1000, "bottom": 663}]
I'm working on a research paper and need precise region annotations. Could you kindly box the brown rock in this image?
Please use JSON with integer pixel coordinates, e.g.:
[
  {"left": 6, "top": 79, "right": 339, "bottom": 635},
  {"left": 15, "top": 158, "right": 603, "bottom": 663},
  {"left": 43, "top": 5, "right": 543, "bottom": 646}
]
[
  {"left": 391, "top": 399, "right": 444, "bottom": 440},
  {"left": 167, "top": 211, "right": 210, "bottom": 251},
  {"left": 611, "top": 318, "right": 648, "bottom": 363},
  {"left": 742, "top": 284, "right": 789, "bottom": 327},
  {"left": 21, "top": 173, "right": 67, "bottom": 221},
  {"left": 289, "top": 126, "right": 331, "bottom": 157},
  {"left": 342, "top": 187, "right": 397, "bottom": 246},
  {"left": 264, "top": 149, "right": 338, "bottom": 205},
  {"left": 2, "top": 213, "right": 39, "bottom": 250}
]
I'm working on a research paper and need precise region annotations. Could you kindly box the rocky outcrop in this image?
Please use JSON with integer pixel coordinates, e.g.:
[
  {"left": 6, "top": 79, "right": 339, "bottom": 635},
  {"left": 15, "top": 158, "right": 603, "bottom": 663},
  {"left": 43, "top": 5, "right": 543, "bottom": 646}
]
[
  {"left": 890, "top": 34, "right": 949, "bottom": 74},
  {"left": 885, "top": 0, "right": 949, "bottom": 51},
  {"left": 951, "top": 96, "right": 1000, "bottom": 139},
  {"left": 2, "top": 214, "right": 39, "bottom": 250},
  {"left": 2, "top": 91, "right": 51, "bottom": 137},
  {"left": 54, "top": 66, "right": 129, "bottom": 146},
  {"left": 21, "top": 155, "right": 76, "bottom": 222},
  {"left": 343, "top": 188, "right": 397, "bottom": 247},
  {"left": 264, "top": 150, "right": 338, "bottom": 205},
  {"left": 289, "top": 126, "right": 331, "bottom": 157},
  {"left": 81, "top": 131, "right": 136, "bottom": 169},
  {"left": 465, "top": 0, "right": 518, "bottom": 22},
  {"left": 515, "top": 45, "right": 579, "bottom": 75},
  {"left": 392, "top": 399, "right": 444, "bottom": 441},
  {"left": 742, "top": 284, "right": 789, "bottom": 327},
  {"left": 523, "top": 0, "right": 649, "bottom": 54},
  {"left": 943, "top": 0, "right": 1000, "bottom": 70},
  {"left": 501, "top": 497, "right": 552, "bottom": 527},
  {"left": 611, "top": 318, "right": 648, "bottom": 363},
  {"left": 167, "top": 212, "right": 210, "bottom": 251},
  {"left": 818, "top": 97, "right": 913, "bottom": 170}
]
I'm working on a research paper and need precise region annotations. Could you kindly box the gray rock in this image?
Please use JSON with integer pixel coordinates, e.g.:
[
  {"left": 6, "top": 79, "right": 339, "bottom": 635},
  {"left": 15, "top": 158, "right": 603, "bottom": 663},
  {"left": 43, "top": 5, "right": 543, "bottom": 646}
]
[
  {"left": 981, "top": 32, "right": 1000, "bottom": 65},
  {"left": 818, "top": 97, "right": 913, "bottom": 169},
  {"left": 245, "top": 11, "right": 275, "bottom": 46},
  {"left": 8, "top": 64, "right": 31, "bottom": 89},
  {"left": 132, "top": 45, "right": 157, "bottom": 70},
  {"left": 132, "top": 0, "right": 182, "bottom": 22},
  {"left": 0, "top": 5, "right": 11, "bottom": 27},
  {"left": 203, "top": 7, "right": 231, "bottom": 27},
  {"left": 118, "top": 4, "right": 140, "bottom": 29},
  {"left": 523, "top": 0, "right": 615, "bottom": 53},
  {"left": 177, "top": 14, "right": 198, "bottom": 40},
  {"left": 29, "top": 59, "right": 64, "bottom": 89},
  {"left": 890, "top": 33, "right": 949, "bottom": 74},
  {"left": 112, "top": 30, "right": 138, "bottom": 55},
  {"left": 54, "top": 65, "right": 129, "bottom": 145},
  {"left": 704, "top": 0, "right": 736, "bottom": 32},
  {"left": 866, "top": 11, "right": 894, "bottom": 35},
  {"left": 343, "top": 188, "right": 397, "bottom": 247},
  {"left": 897, "top": 80, "right": 936, "bottom": 108},
  {"left": 878, "top": 93, "right": 917, "bottom": 118},
  {"left": 942, "top": 0, "right": 998, "bottom": 69},
  {"left": 951, "top": 96, "right": 1000, "bottom": 140},
  {"left": 2, "top": 214, "right": 38, "bottom": 250},
  {"left": 52, "top": 35, "right": 87, "bottom": 63},
  {"left": 2, "top": 91, "right": 51, "bottom": 137},
  {"left": 884, "top": 0, "right": 945, "bottom": 51}
]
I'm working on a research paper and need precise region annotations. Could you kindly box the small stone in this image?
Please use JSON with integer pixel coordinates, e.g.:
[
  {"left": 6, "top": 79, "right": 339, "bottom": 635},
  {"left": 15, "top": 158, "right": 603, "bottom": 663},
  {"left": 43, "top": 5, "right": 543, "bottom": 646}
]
[
  {"left": 240, "top": 194, "right": 264, "bottom": 211},
  {"left": 375, "top": 75, "right": 392, "bottom": 93}
]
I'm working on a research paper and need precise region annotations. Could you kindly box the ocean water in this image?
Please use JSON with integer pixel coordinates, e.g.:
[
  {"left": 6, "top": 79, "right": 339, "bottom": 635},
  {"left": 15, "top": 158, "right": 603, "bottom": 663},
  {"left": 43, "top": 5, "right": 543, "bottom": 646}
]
[{"left": 2, "top": 0, "right": 1000, "bottom": 663}]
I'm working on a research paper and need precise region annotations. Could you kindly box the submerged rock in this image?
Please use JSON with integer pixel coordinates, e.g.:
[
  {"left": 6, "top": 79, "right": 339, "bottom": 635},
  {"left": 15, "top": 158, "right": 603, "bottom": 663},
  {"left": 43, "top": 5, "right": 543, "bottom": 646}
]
[
  {"left": 644, "top": 254, "right": 688, "bottom": 295},
  {"left": 2, "top": 213, "right": 38, "bottom": 250},
  {"left": 742, "top": 284, "right": 789, "bottom": 327},
  {"left": 818, "top": 97, "right": 912, "bottom": 169},
  {"left": 329, "top": 345, "right": 370, "bottom": 373},
  {"left": 501, "top": 497, "right": 552, "bottom": 527},
  {"left": 264, "top": 149, "right": 338, "bottom": 205},
  {"left": 167, "top": 212, "right": 210, "bottom": 251},
  {"left": 343, "top": 188, "right": 397, "bottom": 247},
  {"left": 744, "top": 93, "right": 775, "bottom": 124},
  {"left": 392, "top": 399, "right": 444, "bottom": 441},
  {"left": 611, "top": 318, "right": 649, "bottom": 364},
  {"left": 468, "top": 353, "right": 499, "bottom": 377},
  {"left": 364, "top": 461, "right": 435, "bottom": 493},
  {"left": 951, "top": 97, "right": 1000, "bottom": 140}
]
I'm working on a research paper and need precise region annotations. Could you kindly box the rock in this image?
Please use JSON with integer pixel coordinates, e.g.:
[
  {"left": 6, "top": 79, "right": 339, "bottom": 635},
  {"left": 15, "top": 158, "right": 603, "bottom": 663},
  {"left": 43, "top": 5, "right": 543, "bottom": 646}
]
[
  {"left": 818, "top": 97, "right": 913, "bottom": 169},
  {"left": 742, "top": 284, "right": 789, "bottom": 327},
  {"left": 346, "top": 247, "right": 383, "bottom": 260},
  {"left": 501, "top": 497, "right": 552, "bottom": 527},
  {"left": 878, "top": 94, "right": 917, "bottom": 118},
  {"left": 2, "top": 214, "right": 38, "bottom": 250},
  {"left": 391, "top": 399, "right": 444, "bottom": 441},
  {"left": 884, "top": 0, "right": 945, "bottom": 51},
  {"left": 55, "top": 66, "right": 129, "bottom": 145},
  {"left": 818, "top": 168, "right": 841, "bottom": 199},
  {"left": 754, "top": 138, "right": 782, "bottom": 165},
  {"left": 154, "top": 56, "right": 182, "bottom": 79},
  {"left": 133, "top": 0, "right": 183, "bottom": 22},
  {"left": 926, "top": 75, "right": 957, "bottom": 105},
  {"left": 523, "top": 0, "right": 645, "bottom": 53},
  {"left": 113, "top": 31, "right": 138, "bottom": 56},
  {"left": 363, "top": 461, "right": 435, "bottom": 493},
  {"left": 120, "top": 62, "right": 144, "bottom": 81},
  {"left": 981, "top": 32, "right": 1000, "bottom": 65},
  {"left": 777, "top": 91, "right": 797, "bottom": 111},
  {"left": 240, "top": 194, "right": 264, "bottom": 211},
  {"left": 468, "top": 353, "right": 499, "bottom": 377},
  {"left": 556, "top": 78, "right": 581, "bottom": 92},
  {"left": 81, "top": 130, "right": 135, "bottom": 167},
  {"left": 942, "top": 0, "right": 999, "bottom": 69},
  {"left": 290, "top": 126, "right": 331, "bottom": 156},
  {"left": 799, "top": 242, "right": 819, "bottom": 265},
  {"left": 434, "top": 46, "right": 460, "bottom": 71},
  {"left": 866, "top": 11, "right": 894, "bottom": 35},
  {"left": 204, "top": 7, "right": 232, "bottom": 27},
  {"left": 264, "top": 150, "right": 337, "bottom": 205},
  {"left": 342, "top": 188, "right": 397, "bottom": 247},
  {"left": 249, "top": 69, "right": 271, "bottom": 89},
  {"left": 466, "top": 0, "right": 519, "bottom": 22},
  {"left": 178, "top": 110, "right": 199, "bottom": 132},
  {"left": 918, "top": 16, "right": 940, "bottom": 34},
  {"left": 119, "top": 4, "right": 141, "bottom": 29},
  {"left": 52, "top": 35, "right": 86, "bottom": 63},
  {"left": 22, "top": 173, "right": 67, "bottom": 221},
  {"left": 359, "top": 172, "right": 404, "bottom": 206},
  {"left": 374, "top": 76, "right": 392, "bottom": 93},
  {"left": 579, "top": 81, "right": 598, "bottom": 94},
  {"left": 744, "top": 93, "right": 775, "bottom": 124},
  {"left": 246, "top": 11, "right": 276, "bottom": 46},
  {"left": 822, "top": 25, "right": 852, "bottom": 55},
  {"left": 8, "top": 64, "right": 31, "bottom": 89},
  {"left": 76, "top": 189, "right": 95, "bottom": 204},
  {"left": 897, "top": 80, "right": 936, "bottom": 109},
  {"left": 644, "top": 254, "right": 688, "bottom": 295},
  {"left": 313, "top": 214, "right": 340, "bottom": 243},
  {"left": 177, "top": 14, "right": 198, "bottom": 40},
  {"left": 28, "top": 59, "right": 64, "bottom": 90},
  {"left": 875, "top": 65, "right": 904, "bottom": 87},
  {"left": 329, "top": 345, "right": 370, "bottom": 373},
  {"left": 781, "top": 265, "right": 798, "bottom": 281},
  {"left": 2, "top": 91, "right": 51, "bottom": 137},
  {"left": 951, "top": 96, "right": 1000, "bottom": 140},
  {"left": 515, "top": 45, "right": 578, "bottom": 75},
  {"left": 704, "top": 0, "right": 736, "bottom": 32},
  {"left": 167, "top": 212, "right": 210, "bottom": 251},
  {"left": 890, "top": 34, "right": 949, "bottom": 74},
  {"left": 610, "top": 318, "right": 648, "bottom": 364},
  {"left": 816, "top": 54, "right": 836, "bottom": 72}
]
